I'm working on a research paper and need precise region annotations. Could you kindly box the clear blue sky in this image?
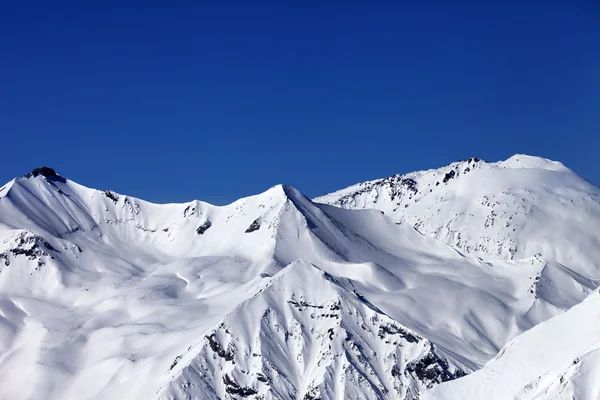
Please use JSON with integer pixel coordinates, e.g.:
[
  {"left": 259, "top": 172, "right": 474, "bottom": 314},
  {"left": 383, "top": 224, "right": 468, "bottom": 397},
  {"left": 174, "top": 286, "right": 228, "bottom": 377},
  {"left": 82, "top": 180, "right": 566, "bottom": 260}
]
[{"left": 1, "top": 1, "right": 598, "bottom": 204}]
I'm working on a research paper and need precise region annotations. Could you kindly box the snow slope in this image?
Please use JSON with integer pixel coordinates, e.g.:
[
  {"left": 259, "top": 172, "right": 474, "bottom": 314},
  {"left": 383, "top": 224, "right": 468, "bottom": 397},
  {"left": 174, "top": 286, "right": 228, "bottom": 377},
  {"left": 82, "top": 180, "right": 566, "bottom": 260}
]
[
  {"left": 316, "top": 154, "right": 600, "bottom": 273},
  {"left": 425, "top": 288, "right": 600, "bottom": 400},
  {"left": 0, "top": 159, "right": 599, "bottom": 400},
  {"left": 157, "top": 261, "right": 462, "bottom": 400}
]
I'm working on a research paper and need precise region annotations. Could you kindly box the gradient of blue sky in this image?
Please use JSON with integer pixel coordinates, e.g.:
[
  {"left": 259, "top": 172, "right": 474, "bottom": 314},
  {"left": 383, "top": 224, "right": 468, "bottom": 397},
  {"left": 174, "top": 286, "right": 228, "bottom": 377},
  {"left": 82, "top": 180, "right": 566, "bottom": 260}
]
[{"left": 1, "top": 1, "right": 598, "bottom": 204}]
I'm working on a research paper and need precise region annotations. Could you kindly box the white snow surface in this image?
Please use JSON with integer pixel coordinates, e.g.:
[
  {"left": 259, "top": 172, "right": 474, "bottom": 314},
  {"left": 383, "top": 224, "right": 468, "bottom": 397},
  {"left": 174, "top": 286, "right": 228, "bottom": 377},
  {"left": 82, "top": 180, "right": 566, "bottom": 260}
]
[
  {"left": 0, "top": 155, "right": 599, "bottom": 399},
  {"left": 425, "top": 288, "right": 600, "bottom": 400},
  {"left": 316, "top": 154, "right": 600, "bottom": 268}
]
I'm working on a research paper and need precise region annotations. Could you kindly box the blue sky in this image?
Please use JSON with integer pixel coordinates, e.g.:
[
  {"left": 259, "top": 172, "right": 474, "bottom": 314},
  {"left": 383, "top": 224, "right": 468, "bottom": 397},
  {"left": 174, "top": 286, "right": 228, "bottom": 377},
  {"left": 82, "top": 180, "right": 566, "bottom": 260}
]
[{"left": 1, "top": 1, "right": 598, "bottom": 204}]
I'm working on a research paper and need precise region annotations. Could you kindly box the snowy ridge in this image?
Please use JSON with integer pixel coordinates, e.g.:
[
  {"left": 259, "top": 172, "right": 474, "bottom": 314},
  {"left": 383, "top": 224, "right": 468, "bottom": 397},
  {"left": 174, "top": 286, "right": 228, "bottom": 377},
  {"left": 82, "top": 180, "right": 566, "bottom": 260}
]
[
  {"left": 0, "top": 159, "right": 599, "bottom": 399},
  {"left": 316, "top": 154, "right": 600, "bottom": 270},
  {"left": 425, "top": 288, "right": 600, "bottom": 400},
  {"left": 157, "top": 261, "right": 464, "bottom": 400}
]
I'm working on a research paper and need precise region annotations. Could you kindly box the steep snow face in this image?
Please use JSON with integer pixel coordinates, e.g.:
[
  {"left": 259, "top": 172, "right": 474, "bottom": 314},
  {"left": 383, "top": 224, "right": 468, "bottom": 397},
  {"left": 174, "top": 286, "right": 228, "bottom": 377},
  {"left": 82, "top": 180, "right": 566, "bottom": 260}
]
[
  {"left": 0, "top": 162, "right": 599, "bottom": 400},
  {"left": 157, "top": 261, "right": 464, "bottom": 400},
  {"left": 316, "top": 155, "right": 600, "bottom": 274},
  {"left": 425, "top": 289, "right": 600, "bottom": 400}
]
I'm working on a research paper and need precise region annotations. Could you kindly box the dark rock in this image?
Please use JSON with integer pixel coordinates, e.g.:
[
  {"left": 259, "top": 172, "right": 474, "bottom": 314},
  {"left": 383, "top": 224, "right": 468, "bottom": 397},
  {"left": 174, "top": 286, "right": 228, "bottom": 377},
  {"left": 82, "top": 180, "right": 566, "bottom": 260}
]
[
  {"left": 442, "top": 170, "right": 456, "bottom": 183},
  {"left": 288, "top": 300, "right": 325, "bottom": 311},
  {"left": 7, "top": 235, "right": 57, "bottom": 263},
  {"left": 11, "top": 248, "right": 41, "bottom": 258},
  {"left": 205, "top": 333, "right": 235, "bottom": 361},
  {"left": 406, "top": 350, "right": 466, "bottom": 388},
  {"left": 461, "top": 157, "right": 482, "bottom": 164},
  {"left": 183, "top": 205, "right": 196, "bottom": 217},
  {"left": 223, "top": 374, "right": 258, "bottom": 397},
  {"left": 401, "top": 178, "right": 418, "bottom": 193},
  {"left": 378, "top": 323, "right": 420, "bottom": 343},
  {"left": 25, "top": 167, "right": 66, "bottom": 183},
  {"left": 104, "top": 190, "right": 119, "bottom": 203},
  {"left": 43, "top": 241, "right": 58, "bottom": 252},
  {"left": 169, "top": 355, "right": 181, "bottom": 371},
  {"left": 245, "top": 218, "right": 261, "bottom": 233},
  {"left": 303, "top": 392, "right": 322, "bottom": 400},
  {"left": 196, "top": 220, "right": 212, "bottom": 235},
  {"left": 327, "top": 328, "right": 335, "bottom": 340},
  {"left": 335, "top": 174, "right": 418, "bottom": 204}
]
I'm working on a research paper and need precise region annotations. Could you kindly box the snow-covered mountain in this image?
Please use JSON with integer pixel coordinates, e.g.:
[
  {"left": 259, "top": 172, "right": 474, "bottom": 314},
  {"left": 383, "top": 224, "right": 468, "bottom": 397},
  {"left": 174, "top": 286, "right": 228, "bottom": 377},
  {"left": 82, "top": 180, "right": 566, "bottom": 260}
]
[
  {"left": 316, "top": 154, "right": 600, "bottom": 271},
  {"left": 0, "top": 157, "right": 599, "bottom": 400},
  {"left": 425, "top": 288, "right": 600, "bottom": 400}
]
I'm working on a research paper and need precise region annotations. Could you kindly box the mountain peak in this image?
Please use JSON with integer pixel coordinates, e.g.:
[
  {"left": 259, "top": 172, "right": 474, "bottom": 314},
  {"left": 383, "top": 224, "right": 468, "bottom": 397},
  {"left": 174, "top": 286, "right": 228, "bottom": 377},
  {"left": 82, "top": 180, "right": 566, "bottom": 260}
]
[
  {"left": 159, "top": 259, "right": 465, "bottom": 400},
  {"left": 317, "top": 153, "right": 600, "bottom": 263},
  {"left": 267, "top": 184, "right": 305, "bottom": 199},
  {"left": 497, "top": 154, "right": 569, "bottom": 171},
  {"left": 1, "top": 167, "right": 68, "bottom": 203},
  {"left": 453, "top": 156, "right": 484, "bottom": 165},
  {"left": 24, "top": 166, "right": 66, "bottom": 182}
]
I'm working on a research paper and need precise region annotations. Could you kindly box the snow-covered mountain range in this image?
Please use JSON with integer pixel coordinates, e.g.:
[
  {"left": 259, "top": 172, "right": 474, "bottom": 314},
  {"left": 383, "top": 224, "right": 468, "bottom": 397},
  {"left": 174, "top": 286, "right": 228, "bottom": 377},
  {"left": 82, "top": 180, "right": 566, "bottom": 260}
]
[{"left": 0, "top": 155, "right": 599, "bottom": 400}]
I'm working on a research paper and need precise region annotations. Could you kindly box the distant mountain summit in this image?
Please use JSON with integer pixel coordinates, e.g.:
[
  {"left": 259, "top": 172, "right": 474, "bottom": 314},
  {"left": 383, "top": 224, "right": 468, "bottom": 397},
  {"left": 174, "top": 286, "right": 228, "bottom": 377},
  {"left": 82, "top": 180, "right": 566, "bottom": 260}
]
[
  {"left": 316, "top": 154, "right": 600, "bottom": 271},
  {"left": 24, "top": 166, "right": 64, "bottom": 181},
  {"left": 0, "top": 155, "right": 599, "bottom": 400}
]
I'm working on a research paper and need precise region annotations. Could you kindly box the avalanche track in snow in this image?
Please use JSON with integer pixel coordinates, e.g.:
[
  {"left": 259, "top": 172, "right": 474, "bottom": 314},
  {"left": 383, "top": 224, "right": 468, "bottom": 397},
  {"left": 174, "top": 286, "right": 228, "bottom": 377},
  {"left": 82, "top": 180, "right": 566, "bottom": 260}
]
[{"left": 0, "top": 156, "right": 599, "bottom": 400}]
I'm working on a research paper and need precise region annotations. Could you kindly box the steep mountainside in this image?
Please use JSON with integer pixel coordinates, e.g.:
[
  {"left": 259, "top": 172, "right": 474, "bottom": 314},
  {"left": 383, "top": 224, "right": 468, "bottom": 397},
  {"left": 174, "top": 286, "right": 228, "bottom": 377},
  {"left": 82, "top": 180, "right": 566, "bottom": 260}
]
[
  {"left": 425, "top": 288, "right": 600, "bottom": 400},
  {"left": 157, "top": 261, "right": 462, "bottom": 400},
  {"left": 0, "top": 159, "right": 599, "bottom": 400}
]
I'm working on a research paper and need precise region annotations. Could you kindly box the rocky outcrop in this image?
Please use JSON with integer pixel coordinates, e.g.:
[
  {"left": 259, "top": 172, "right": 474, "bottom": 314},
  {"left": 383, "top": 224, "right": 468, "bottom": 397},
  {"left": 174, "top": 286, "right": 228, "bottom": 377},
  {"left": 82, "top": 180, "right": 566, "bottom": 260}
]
[{"left": 25, "top": 167, "right": 66, "bottom": 183}]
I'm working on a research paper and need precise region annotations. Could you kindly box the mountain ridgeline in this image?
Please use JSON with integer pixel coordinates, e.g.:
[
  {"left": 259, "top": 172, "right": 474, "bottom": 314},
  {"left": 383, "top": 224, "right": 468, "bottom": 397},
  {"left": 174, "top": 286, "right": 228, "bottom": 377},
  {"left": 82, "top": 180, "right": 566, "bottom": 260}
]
[{"left": 0, "top": 155, "right": 599, "bottom": 400}]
